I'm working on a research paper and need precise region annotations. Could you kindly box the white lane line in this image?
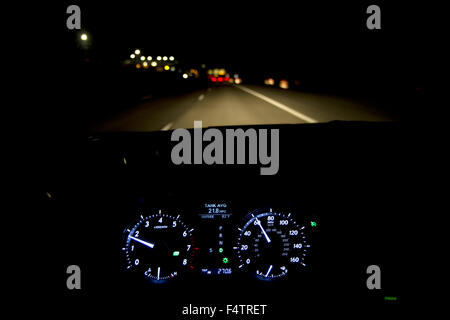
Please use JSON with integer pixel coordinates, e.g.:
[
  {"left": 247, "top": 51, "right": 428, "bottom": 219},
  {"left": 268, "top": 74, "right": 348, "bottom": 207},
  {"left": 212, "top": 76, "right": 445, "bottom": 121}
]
[
  {"left": 161, "top": 122, "right": 173, "bottom": 131},
  {"left": 235, "top": 85, "right": 318, "bottom": 123},
  {"left": 198, "top": 94, "right": 205, "bottom": 101}
]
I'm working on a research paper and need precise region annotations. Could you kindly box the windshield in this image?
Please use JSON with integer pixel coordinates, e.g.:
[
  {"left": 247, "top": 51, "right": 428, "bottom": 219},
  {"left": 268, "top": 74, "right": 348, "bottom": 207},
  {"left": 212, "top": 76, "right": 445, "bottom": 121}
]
[{"left": 46, "top": 2, "right": 429, "bottom": 133}]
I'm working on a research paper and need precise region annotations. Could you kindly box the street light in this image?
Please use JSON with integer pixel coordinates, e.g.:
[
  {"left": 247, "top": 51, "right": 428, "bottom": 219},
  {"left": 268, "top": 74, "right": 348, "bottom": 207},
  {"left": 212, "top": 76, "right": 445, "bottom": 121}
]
[
  {"left": 140, "top": 56, "right": 145, "bottom": 61},
  {"left": 169, "top": 56, "right": 174, "bottom": 61},
  {"left": 157, "top": 56, "right": 162, "bottom": 61},
  {"left": 147, "top": 56, "right": 152, "bottom": 61},
  {"left": 163, "top": 56, "right": 168, "bottom": 61},
  {"left": 182, "top": 73, "right": 188, "bottom": 79},
  {"left": 80, "top": 33, "right": 88, "bottom": 41},
  {"left": 151, "top": 61, "right": 157, "bottom": 67},
  {"left": 130, "top": 54, "right": 136, "bottom": 59},
  {"left": 134, "top": 49, "right": 141, "bottom": 55}
]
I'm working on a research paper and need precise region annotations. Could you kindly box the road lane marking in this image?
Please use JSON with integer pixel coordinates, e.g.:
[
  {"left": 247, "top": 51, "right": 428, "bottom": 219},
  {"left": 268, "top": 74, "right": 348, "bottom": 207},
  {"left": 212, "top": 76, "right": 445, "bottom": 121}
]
[
  {"left": 161, "top": 122, "right": 173, "bottom": 131},
  {"left": 198, "top": 94, "right": 205, "bottom": 101},
  {"left": 235, "top": 85, "right": 318, "bottom": 123}
]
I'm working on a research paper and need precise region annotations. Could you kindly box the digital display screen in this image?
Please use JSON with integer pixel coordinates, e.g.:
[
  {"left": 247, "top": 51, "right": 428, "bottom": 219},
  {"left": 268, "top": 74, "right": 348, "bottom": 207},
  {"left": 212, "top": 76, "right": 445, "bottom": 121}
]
[
  {"left": 197, "top": 202, "right": 233, "bottom": 275},
  {"left": 199, "top": 202, "right": 232, "bottom": 219}
]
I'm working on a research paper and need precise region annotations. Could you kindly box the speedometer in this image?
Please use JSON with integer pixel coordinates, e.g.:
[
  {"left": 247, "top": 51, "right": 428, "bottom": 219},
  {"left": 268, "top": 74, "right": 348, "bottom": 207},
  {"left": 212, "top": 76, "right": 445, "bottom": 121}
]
[{"left": 235, "top": 209, "right": 310, "bottom": 280}]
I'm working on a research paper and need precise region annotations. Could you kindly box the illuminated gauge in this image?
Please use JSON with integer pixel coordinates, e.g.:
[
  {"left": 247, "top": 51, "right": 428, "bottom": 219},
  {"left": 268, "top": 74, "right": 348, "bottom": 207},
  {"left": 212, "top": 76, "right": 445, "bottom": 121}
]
[
  {"left": 235, "top": 209, "right": 310, "bottom": 280},
  {"left": 123, "top": 210, "right": 196, "bottom": 283}
]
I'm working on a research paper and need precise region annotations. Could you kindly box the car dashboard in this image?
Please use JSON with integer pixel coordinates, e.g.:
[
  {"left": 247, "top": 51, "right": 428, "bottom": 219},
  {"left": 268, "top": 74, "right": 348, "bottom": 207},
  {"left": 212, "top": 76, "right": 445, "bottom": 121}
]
[{"left": 38, "top": 122, "right": 412, "bottom": 316}]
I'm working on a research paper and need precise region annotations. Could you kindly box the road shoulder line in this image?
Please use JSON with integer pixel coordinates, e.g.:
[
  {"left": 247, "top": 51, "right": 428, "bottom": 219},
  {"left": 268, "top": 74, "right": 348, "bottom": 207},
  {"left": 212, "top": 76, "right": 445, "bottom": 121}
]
[{"left": 235, "top": 85, "right": 318, "bottom": 123}]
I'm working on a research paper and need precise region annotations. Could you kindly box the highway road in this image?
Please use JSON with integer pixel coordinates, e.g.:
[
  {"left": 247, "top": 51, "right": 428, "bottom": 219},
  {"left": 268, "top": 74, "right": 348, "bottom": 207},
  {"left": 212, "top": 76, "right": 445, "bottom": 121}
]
[{"left": 91, "top": 84, "right": 394, "bottom": 132}]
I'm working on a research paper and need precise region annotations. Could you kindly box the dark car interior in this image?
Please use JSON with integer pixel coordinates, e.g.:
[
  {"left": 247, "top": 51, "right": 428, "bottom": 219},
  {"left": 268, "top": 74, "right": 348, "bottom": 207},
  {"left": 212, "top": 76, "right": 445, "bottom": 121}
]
[{"left": 35, "top": 121, "right": 419, "bottom": 316}]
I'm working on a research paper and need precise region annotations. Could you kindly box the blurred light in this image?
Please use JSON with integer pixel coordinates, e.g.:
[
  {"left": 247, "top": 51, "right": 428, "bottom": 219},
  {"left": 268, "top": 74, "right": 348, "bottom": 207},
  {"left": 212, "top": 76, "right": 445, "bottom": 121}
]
[
  {"left": 151, "top": 61, "right": 157, "bottom": 67},
  {"left": 233, "top": 74, "right": 239, "bottom": 79},
  {"left": 80, "top": 33, "right": 88, "bottom": 41},
  {"left": 169, "top": 56, "right": 175, "bottom": 61},
  {"left": 163, "top": 56, "right": 168, "bottom": 61},
  {"left": 190, "top": 69, "right": 199, "bottom": 78},
  {"left": 279, "top": 79, "right": 289, "bottom": 89},
  {"left": 224, "top": 77, "right": 230, "bottom": 82},
  {"left": 264, "top": 78, "right": 275, "bottom": 86},
  {"left": 211, "top": 77, "right": 217, "bottom": 82},
  {"left": 218, "top": 69, "right": 226, "bottom": 76},
  {"left": 182, "top": 73, "right": 188, "bottom": 79},
  {"left": 217, "top": 77, "right": 223, "bottom": 82},
  {"left": 135, "top": 49, "right": 141, "bottom": 55},
  {"left": 136, "top": 64, "right": 141, "bottom": 69},
  {"left": 170, "top": 66, "right": 176, "bottom": 71},
  {"left": 130, "top": 54, "right": 136, "bottom": 59},
  {"left": 143, "top": 61, "right": 148, "bottom": 67},
  {"left": 201, "top": 64, "right": 206, "bottom": 68},
  {"left": 147, "top": 56, "right": 152, "bottom": 61},
  {"left": 140, "top": 56, "right": 146, "bottom": 61},
  {"left": 157, "top": 56, "right": 162, "bottom": 61},
  {"left": 234, "top": 78, "right": 242, "bottom": 84},
  {"left": 164, "top": 65, "right": 170, "bottom": 71}
]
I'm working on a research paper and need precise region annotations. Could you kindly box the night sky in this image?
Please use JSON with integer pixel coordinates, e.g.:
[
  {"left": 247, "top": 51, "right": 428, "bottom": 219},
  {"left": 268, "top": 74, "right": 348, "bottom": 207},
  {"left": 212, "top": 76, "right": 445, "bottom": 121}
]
[{"left": 47, "top": 1, "right": 434, "bottom": 85}]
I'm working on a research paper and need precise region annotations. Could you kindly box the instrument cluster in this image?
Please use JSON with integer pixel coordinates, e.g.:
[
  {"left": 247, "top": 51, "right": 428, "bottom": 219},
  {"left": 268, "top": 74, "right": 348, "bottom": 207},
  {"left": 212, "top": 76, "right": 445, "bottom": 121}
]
[{"left": 122, "top": 201, "right": 319, "bottom": 283}]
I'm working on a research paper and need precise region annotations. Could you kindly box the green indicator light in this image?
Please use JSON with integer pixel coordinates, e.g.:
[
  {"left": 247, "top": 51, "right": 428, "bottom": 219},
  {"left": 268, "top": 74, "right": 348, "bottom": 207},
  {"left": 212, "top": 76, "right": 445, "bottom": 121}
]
[
  {"left": 311, "top": 221, "right": 317, "bottom": 227},
  {"left": 384, "top": 296, "right": 397, "bottom": 301},
  {"left": 173, "top": 251, "right": 180, "bottom": 257},
  {"left": 222, "top": 257, "right": 229, "bottom": 264},
  {"left": 219, "top": 248, "right": 224, "bottom": 253}
]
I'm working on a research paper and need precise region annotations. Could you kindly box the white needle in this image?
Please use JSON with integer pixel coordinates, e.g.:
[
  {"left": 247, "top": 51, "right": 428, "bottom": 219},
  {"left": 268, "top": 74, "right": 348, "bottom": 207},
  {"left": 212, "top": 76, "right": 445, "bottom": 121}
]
[
  {"left": 265, "top": 265, "right": 273, "bottom": 277},
  {"left": 128, "top": 235, "right": 155, "bottom": 249},
  {"left": 255, "top": 218, "right": 271, "bottom": 243},
  {"left": 157, "top": 267, "right": 160, "bottom": 280}
]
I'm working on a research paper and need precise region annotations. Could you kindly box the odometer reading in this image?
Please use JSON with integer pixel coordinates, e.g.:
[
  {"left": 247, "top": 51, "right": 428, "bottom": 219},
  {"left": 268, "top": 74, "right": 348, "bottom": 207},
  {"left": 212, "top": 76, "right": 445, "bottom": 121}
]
[
  {"left": 235, "top": 209, "right": 309, "bottom": 280},
  {"left": 123, "top": 210, "right": 195, "bottom": 282}
]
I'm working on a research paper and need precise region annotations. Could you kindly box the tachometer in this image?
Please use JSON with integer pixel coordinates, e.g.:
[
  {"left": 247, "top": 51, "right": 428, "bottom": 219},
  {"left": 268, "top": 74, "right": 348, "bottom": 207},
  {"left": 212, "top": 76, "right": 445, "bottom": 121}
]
[
  {"left": 123, "top": 210, "right": 196, "bottom": 283},
  {"left": 235, "top": 209, "right": 309, "bottom": 280}
]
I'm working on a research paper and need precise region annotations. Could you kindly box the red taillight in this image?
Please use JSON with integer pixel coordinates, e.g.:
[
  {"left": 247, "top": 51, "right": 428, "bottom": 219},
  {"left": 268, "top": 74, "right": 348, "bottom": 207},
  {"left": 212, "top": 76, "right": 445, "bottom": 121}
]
[
  {"left": 224, "top": 77, "right": 230, "bottom": 82},
  {"left": 218, "top": 77, "right": 223, "bottom": 82},
  {"left": 211, "top": 77, "right": 217, "bottom": 82}
]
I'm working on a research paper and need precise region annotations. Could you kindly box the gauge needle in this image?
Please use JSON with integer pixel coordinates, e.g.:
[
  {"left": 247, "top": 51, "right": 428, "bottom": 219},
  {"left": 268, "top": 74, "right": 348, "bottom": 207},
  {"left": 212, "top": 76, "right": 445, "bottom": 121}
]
[
  {"left": 265, "top": 265, "right": 273, "bottom": 277},
  {"left": 255, "top": 218, "right": 271, "bottom": 243},
  {"left": 128, "top": 235, "right": 155, "bottom": 249}
]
